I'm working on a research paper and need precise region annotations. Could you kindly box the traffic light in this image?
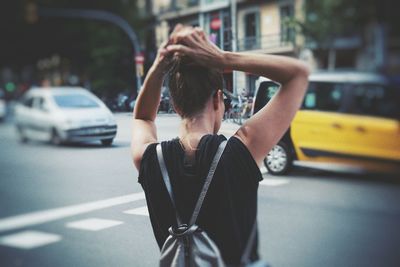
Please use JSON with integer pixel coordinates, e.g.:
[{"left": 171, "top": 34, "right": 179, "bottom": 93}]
[
  {"left": 5, "top": 82, "right": 16, "bottom": 93},
  {"left": 25, "top": 1, "right": 38, "bottom": 24}
]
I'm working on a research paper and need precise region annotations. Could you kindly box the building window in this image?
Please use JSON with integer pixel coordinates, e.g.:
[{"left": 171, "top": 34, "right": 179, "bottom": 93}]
[
  {"left": 188, "top": 0, "right": 199, "bottom": 7},
  {"left": 280, "top": 4, "right": 294, "bottom": 44},
  {"left": 243, "top": 11, "right": 260, "bottom": 50},
  {"left": 245, "top": 13, "right": 256, "bottom": 38},
  {"left": 205, "top": 9, "right": 229, "bottom": 49},
  {"left": 209, "top": 12, "right": 222, "bottom": 46},
  {"left": 222, "top": 10, "right": 232, "bottom": 51}
]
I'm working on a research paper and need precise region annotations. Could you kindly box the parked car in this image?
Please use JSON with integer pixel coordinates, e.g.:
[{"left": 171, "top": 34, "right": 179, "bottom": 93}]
[
  {"left": 158, "top": 87, "right": 174, "bottom": 113},
  {"left": 253, "top": 72, "right": 400, "bottom": 175},
  {"left": 14, "top": 87, "right": 117, "bottom": 146}
]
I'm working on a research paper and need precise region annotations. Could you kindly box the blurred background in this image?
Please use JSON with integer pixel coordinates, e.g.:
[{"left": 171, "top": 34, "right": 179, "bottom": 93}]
[
  {"left": 0, "top": 0, "right": 399, "bottom": 102},
  {"left": 0, "top": 1, "right": 399, "bottom": 267}
]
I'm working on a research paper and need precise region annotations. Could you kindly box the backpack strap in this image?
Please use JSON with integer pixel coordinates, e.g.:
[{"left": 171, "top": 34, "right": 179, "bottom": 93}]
[
  {"left": 188, "top": 140, "right": 227, "bottom": 226},
  {"left": 156, "top": 143, "right": 183, "bottom": 226},
  {"left": 156, "top": 139, "right": 227, "bottom": 227}
]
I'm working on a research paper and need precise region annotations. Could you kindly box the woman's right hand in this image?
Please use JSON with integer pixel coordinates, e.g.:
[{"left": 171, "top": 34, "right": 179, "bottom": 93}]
[{"left": 165, "top": 27, "right": 226, "bottom": 70}]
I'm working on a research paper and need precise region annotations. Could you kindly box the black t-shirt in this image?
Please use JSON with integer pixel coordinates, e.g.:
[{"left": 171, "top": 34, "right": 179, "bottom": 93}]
[{"left": 138, "top": 134, "right": 263, "bottom": 265}]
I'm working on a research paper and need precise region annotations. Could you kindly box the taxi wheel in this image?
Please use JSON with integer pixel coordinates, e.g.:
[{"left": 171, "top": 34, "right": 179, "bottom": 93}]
[
  {"left": 101, "top": 138, "right": 113, "bottom": 146},
  {"left": 264, "top": 141, "right": 293, "bottom": 176}
]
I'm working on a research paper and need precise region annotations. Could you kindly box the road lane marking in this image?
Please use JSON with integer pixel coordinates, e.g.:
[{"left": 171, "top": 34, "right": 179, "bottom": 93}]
[
  {"left": 66, "top": 218, "right": 123, "bottom": 231},
  {"left": 0, "top": 230, "right": 61, "bottom": 250},
  {"left": 260, "top": 166, "right": 268, "bottom": 174},
  {"left": 260, "top": 178, "right": 290, "bottom": 187},
  {"left": 0, "top": 192, "right": 145, "bottom": 233},
  {"left": 123, "top": 206, "right": 149, "bottom": 216}
]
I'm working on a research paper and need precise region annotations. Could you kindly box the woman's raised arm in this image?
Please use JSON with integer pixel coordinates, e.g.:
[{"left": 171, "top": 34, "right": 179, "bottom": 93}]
[
  {"left": 131, "top": 24, "right": 190, "bottom": 170},
  {"left": 222, "top": 52, "right": 309, "bottom": 165}
]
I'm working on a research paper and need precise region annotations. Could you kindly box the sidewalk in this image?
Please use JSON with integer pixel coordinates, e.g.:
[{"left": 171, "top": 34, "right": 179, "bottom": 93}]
[{"left": 219, "top": 120, "right": 241, "bottom": 137}]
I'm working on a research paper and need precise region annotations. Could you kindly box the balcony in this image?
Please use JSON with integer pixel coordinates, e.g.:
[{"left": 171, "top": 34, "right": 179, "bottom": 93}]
[
  {"left": 237, "top": 33, "right": 296, "bottom": 53},
  {"left": 157, "top": 2, "right": 201, "bottom": 20}
]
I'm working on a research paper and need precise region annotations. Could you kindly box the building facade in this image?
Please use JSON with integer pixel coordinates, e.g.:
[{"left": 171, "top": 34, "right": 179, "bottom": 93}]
[
  {"left": 235, "top": 0, "right": 305, "bottom": 96},
  {"left": 151, "top": 0, "right": 306, "bottom": 96},
  {"left": 147, "top": 0, "right": 398, "bottom": 97}
]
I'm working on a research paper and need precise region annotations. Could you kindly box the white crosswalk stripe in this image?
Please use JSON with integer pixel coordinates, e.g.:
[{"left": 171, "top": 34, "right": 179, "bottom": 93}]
[
  {"left": 66, "top": 218, "right": 123, "bottom": 231},
  {"left": 0, "top": 192, "right": 144, "bottom": 233},
  {"left": 123, "top": 206, "right": 149, "bottom": 216},
  {"left": 0, "top": 230, "right": 61, "bottom": 250}
]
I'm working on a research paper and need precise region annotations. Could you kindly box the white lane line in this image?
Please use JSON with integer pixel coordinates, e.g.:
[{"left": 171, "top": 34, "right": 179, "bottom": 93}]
[
  {"left": 66, "top": 218, "right": 123, "bottom": 231},
  {"left": 260, "top": 166, "right": 268, "bottom": 174},
  {"left": 0, "top": 192, "right": 145, "bottom": 233},
  {"left": 123, "top": 206, "right": 149, "bottom": 216},
  {"left": 0, "top": 230, "right": 61, "bottom": 250},
  {"left": 260, "top": 178, "right": 290, "bottom": 187}
]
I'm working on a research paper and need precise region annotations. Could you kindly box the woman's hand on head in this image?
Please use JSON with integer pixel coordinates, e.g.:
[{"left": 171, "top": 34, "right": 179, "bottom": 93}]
[
  {"left": 152, "top": 24, "right": 189, "bottom": 73},
  {"left": 152, "top": 25, "right": 225, "bottom": 73},
  {"left": 165, "top": 26, "right": 226, "bottom": 70},
  {"left": 152, "top": 40, "right": 172, "bottom": 74}
]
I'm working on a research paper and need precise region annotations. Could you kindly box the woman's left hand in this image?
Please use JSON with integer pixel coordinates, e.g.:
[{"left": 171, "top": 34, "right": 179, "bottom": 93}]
[
  {"left": 164, "top": 26, "right": 225, "bottom": 70},
  {"left": 152, "top": 24, "right": 194, "bottom": 74}
]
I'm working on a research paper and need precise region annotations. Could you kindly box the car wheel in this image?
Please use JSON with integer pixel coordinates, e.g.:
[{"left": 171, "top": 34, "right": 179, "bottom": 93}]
[
  {"left": 50, "top": 129, "right": 62, "bottom": 146},
  {"left": 17, "top": 125, "right": 28, "bottom": 143},
  {"left": 264, "top": 141, "right": 293, "bottom": 175},
  {"left": 101, "top": 138, "right": 113, "bottom": 146}
]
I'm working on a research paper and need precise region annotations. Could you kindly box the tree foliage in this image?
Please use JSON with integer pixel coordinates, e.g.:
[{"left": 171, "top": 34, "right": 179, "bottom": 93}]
[
  {"left": 299, "top": 0, "right": 376, "bottom": 48},
  {"left": 17, "top": 0, "right": 147, "bottom": 97}
]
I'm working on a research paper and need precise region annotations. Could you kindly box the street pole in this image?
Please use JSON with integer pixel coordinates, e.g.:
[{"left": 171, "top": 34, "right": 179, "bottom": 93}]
[
  {"left": 230, "top": 0, "right": 237, "bottom": 96},
  {"left": 37, "top": 7, "right": 142, "bottom": 93}
]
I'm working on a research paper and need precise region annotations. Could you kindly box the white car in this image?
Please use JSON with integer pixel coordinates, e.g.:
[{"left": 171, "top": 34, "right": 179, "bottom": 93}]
[{"left": 14, "top": 87, "right": 117, "bottom": 146}]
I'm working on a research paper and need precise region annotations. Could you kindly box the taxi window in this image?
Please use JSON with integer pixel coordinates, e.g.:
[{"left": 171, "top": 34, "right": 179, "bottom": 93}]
[
  {"left": 302, "top": 82, "right": 344, "bottom": 111},
  {"left": 253, "top": 81, "right": 279, "bottom": 114},
  {"left": 347, "top": 84, "right": 399, "bottom": 119}
]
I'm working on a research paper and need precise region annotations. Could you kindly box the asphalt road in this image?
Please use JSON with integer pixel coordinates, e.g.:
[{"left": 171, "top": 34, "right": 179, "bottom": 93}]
[{"left": 0, "top": 113, "right": 399, "bottom": 267}]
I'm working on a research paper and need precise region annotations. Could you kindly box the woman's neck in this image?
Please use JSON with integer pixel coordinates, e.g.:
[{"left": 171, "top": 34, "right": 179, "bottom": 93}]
[{"left": 179, "top": 113, "right": 215, "bottom": 152}]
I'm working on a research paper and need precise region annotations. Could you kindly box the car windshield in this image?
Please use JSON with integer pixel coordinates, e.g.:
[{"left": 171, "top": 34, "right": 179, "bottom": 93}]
[{"left": 53, "top": 93, "right": 100, "bottom": 108}]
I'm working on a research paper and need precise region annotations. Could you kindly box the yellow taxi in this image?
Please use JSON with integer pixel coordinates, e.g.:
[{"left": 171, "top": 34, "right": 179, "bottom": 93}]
[{"left": 253, "top": 72, "right": 400, "bottom": 175}]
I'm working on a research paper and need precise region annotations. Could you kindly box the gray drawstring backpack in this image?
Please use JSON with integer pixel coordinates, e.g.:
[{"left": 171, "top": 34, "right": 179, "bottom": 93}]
[{"left": 156, "top": 140, "right": 269, "bottom": 267}]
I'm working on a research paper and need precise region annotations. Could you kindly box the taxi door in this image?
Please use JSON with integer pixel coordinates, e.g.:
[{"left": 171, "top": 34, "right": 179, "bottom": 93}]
[
  {"left": 339, "top": 84, "right": 400, "bottom": 170},
  {"left": 290, "top": 82, "right": 351, "bottom": 164}
]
